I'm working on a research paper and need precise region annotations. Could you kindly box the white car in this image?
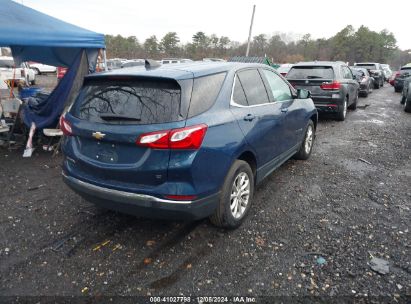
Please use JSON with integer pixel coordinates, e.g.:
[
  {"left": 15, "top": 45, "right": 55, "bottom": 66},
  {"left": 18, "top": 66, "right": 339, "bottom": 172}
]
[
  {"left": 0, "top": 56, "right": 36, "bottom": 85},
  {"left": 28, "top": 62, "right": 57, "bottom": 74},
  {"left": 161, "top": 58, "right": 193, "bottom": 64}
]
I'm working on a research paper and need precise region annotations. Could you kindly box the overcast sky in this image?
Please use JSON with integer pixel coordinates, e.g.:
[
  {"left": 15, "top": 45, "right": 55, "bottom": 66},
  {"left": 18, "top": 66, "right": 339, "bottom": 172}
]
[{"left": 20, "top": 0, "right": 411, "bottom": 50}]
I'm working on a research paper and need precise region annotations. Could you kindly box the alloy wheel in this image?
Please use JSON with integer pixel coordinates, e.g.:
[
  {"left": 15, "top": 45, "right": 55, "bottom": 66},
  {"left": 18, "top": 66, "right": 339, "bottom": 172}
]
[
  {"left": 230, "top": 172, "right": 250, "bottom": 219},
  {"left": 343, "top": 99, "right": 347, "bottom": 118},
  {"left": 304, "top": 125, "right": 314, "bottom": 154}
]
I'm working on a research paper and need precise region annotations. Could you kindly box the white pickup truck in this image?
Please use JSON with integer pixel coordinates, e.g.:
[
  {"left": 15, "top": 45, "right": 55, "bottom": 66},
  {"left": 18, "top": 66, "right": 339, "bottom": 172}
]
[
  {"left": 0, "top": 56, "right": 36, "bottom": 85},
  {"left": 28, "top": 62, "right": 57, "bottom": 74}
]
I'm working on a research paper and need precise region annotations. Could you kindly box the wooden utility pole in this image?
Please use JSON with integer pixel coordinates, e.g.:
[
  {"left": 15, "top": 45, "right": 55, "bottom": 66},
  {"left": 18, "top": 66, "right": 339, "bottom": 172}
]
[{"left": 246, "top": 5, "right": 256, "bottom": 57}]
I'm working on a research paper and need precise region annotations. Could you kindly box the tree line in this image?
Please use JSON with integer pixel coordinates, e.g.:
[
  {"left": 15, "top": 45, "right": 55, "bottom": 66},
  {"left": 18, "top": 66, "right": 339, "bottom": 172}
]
[{"left": 105, "top": 25, "right": 409, "bottom": 68}]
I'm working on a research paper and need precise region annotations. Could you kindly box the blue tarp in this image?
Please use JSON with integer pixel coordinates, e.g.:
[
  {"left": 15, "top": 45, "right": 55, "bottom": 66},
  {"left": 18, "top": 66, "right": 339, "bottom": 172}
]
[
  {"left": 22, "top": 50, "right": 87, "bottom": 129},
  {"left": 0, "top": 0, "right": 105, "bottom": 67}
]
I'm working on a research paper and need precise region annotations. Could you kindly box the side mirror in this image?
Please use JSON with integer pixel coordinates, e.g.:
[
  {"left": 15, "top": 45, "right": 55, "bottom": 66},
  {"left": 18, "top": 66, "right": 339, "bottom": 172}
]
[{"left": 297, "top": 88, "right": 311, "bottom": 99}]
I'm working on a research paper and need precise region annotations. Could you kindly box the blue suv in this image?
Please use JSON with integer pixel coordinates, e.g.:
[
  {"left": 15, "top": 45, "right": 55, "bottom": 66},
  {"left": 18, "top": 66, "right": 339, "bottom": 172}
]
[{"left": 61, "top": 61, "right": 317, "bottom": 228}]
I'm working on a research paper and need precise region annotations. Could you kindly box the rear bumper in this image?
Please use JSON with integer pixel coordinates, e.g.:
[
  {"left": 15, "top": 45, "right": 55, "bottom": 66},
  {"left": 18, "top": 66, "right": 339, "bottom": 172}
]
[
  {"left": 311, "top": 96, "right": 343, "bottom": 113},
  {"left": 62, "top": 173, "right": 220, "bottom": 220}
]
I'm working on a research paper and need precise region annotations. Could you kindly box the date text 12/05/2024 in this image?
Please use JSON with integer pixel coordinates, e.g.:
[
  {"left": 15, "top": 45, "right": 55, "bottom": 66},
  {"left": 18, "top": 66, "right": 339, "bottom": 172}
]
[{"left": 149, "top": 296, "right": 257, "bottom": 303}]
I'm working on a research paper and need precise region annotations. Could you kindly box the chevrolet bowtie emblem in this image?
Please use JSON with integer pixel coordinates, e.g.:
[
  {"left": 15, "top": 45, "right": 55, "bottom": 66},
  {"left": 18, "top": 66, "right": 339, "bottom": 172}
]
[{"left": 92, "top": 131, "right": 106, "bottom": 140}]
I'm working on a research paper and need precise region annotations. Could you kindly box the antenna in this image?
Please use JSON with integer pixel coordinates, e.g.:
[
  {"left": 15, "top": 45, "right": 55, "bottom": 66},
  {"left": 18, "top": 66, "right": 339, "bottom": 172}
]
[{"left": 245, "top": 5, "right": 256, "bottom": 57}]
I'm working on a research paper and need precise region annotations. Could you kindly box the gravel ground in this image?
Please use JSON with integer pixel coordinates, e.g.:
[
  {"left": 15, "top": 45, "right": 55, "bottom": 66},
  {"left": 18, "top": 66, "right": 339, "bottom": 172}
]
[{"left": 0, "top": 81, "right": 410, "bottom": 303}]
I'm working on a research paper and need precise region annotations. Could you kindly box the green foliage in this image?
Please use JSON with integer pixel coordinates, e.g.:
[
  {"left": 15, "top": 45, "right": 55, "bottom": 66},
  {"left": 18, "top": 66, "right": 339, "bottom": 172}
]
[{"left": 104, "top": 25, "right": 402, "bottom": 66}]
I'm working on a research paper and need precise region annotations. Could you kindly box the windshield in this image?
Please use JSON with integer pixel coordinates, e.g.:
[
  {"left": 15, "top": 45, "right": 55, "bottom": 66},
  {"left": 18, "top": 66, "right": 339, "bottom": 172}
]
[
  {"left": 0, "top": 59, "right": 15, "bottom": 68},
  {"left": 355, "top": 64, "right": 377, "bottom": 70},
  {"left": 286, "top": 66, "right": 334, "bottom": 79}
]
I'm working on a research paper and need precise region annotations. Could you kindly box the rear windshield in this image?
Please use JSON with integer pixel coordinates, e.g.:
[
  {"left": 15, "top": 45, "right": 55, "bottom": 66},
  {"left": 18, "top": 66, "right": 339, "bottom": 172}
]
[
  {"left": 355, "top": 64, "right": 377, "bottom": 70},
  {"left": 286, "top": 66, "right": 334, "bottom": 79},
  {"left": 71, "top": 78, "right": 182, "bottom": 125},
  {"left": 399, "top": 68, "right": 411, "bottom": 75},
  {"left": 0, "top": 59, "right": 14, "bottom": 68}
]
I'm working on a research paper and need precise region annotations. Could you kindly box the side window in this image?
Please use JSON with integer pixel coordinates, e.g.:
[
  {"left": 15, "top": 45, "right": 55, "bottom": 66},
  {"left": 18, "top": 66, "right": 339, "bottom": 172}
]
[
  {"left": 262, "top": 70, "right": 292, "bottom": 102},
  {"left": 188, "top": 72, "right": 226, "bottom": 117},
  {"left": 236, "top": 69, "right": 269, "bottom": 106},
  {"left": 232, "top": 75, "right": 248, "bottom": 106},
  {"left": 343, "top": 66, "right": 352, "bottom": 79}
]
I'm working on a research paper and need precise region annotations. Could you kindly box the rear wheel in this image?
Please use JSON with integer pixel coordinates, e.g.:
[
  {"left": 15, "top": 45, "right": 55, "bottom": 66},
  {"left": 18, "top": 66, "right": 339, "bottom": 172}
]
[
  {"left": 336, "top": 97, "right": 347, "bottom": 121},
  {"left": 374, "top": 79, "right": 380, "bottom": 89},
  {"left": 294, "top": 120, "right": 315, "bottom": 160},
  {"left": 210, "top": 160, "right": 254, "bottom": 229},
  {"left": 405, "top": 95, "right": 411, "bottom": 113},
  {"left": 401, "top": 93, "right": 406, "bottom": 104},
  {"left": 349, "top": 92, "right": 358, "bottom": 110}
]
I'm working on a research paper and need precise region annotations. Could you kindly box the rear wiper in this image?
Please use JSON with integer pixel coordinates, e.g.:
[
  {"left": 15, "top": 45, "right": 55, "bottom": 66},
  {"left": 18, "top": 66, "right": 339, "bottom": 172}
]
[
  {"left": 100, "top": 114, "right": 141, "bottom": 121},
  {"left": 306, "top": 76, "right": 323, "bottom": 79}
]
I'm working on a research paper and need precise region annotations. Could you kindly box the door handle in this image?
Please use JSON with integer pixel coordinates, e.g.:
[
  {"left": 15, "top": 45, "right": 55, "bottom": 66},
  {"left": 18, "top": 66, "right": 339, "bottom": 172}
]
[
  {"left": 243, "top": 114, "right": 255, "bottom": 121},
  {"left": 281, "top": 108, "right": 289, "bottom": 113}
]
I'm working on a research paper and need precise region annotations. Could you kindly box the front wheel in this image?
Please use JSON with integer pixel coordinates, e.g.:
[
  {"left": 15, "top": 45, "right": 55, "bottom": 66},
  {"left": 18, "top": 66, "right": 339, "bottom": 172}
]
[
  {"left": 210, "top": 160, "right": 254, "bottom": 229},
  {"left": 294, "top": 120, "right": 315, "bottom": 160}
]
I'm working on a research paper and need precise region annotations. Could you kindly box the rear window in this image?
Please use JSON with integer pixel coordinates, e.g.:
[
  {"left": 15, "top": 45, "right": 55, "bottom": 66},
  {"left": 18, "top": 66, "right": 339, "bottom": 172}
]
[
  {"left": 355, "top": 64, "right": 377, "bottom": 70},
  {"left": 71, "top": 78, "right": 182, "bottom": 125},
  {"left": 286, "top": 66, "right": 334, "bottom": 79},
  {"left": 188, "top": 72, "right": 226, "bottom": 117},
  {"left": 0, "top": 59, "right": 14, "bottom": 68}
]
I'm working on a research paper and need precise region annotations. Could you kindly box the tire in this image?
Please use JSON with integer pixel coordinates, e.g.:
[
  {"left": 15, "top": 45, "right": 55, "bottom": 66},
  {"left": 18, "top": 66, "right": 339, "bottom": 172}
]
[
  {"left": 405, "top": 95, "right": 411, "bottom": 113},
  {"left": 362, "top": 90, "right": 368, "bottom": 98},
  {"left": 380, "top": 79, "right": 384, "bottom": 88},
  {"left": 209, "top": 160, "right": 254, "bottom": 229},
  {"left": 294, "top": 120, "right": 315, "bottom": 160},
  {"left": 401, "top": 93, "right": 406, "bottom": 104},
  {"left": 336, "top": 97, "right": 348, "bottom": 121},
  {"left": 30, "top": 79, "right": 36, "bottom": 85},
  {"left": 349, "top": 91, "right": 358, "bottom": 110},
  {"left": 374, "top": 79, "right": 380, "bottom": 89},
  {"left": 395, "top": 87, "right": 402, "bottom": 93}
]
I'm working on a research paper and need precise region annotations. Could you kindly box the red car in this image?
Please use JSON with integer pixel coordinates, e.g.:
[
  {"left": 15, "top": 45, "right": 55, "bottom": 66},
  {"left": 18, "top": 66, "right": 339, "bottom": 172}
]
[
  {"left": 389, "top": 71, "right": 398, "bottom": 86},
  {"left": 57, "top": 67, "right": 68, "bottom": 80}
]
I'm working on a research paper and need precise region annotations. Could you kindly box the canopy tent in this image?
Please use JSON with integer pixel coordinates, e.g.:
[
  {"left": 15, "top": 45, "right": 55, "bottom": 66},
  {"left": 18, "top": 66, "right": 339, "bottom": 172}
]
[
  {"left": 0, "top": 0, "right": 105, "bottom": 69},
  {"left": 0, "top": 0, "right": 106, "bottom": 139}
]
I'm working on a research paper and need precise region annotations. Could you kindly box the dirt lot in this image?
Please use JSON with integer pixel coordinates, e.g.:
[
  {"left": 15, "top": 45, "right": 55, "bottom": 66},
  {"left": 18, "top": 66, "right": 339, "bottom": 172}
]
[{"left": 0, "top": 78, "right": 410, "bottom": 302}]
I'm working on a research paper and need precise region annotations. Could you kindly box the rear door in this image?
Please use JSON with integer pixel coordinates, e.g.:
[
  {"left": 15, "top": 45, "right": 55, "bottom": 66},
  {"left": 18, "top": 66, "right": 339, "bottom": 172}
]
[
  {"left": 230, "top": 68, "right": 287, "bottom": 168},
  {"left": 341, "top": 65, "right": 358, "bottom": 103},
  {"left": 66, "top": 77, "right": 189, "bottom": 187}
]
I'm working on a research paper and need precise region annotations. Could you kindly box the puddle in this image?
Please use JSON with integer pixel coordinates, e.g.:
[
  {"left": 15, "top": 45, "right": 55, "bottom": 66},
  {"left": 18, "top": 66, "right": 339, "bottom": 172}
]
[{"left": 354, "top": 119, "right": 385, "bottom": 124}]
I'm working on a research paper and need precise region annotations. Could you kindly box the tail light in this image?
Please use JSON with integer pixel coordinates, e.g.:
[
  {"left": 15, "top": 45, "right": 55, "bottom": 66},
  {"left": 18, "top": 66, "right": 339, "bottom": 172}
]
[
  {"left": 59, "top": 115, "right": 73, "bottom": 136},
  {"left": 136, "top": 124, "right": 208, "bottom": 150},
  {"left": 280, "top": 72, "right": 287, "bottom": 77},
  {"left": 320, "top": 81, "right": 341, "bottom": 90}
]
